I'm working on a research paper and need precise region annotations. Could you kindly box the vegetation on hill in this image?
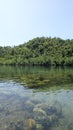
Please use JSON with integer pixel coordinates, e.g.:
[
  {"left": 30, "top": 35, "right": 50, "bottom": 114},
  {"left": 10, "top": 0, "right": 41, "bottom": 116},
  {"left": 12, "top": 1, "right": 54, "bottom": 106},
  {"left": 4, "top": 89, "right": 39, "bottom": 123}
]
[{"left": 0, "top": 37, "right": 73, "bottom": 66}]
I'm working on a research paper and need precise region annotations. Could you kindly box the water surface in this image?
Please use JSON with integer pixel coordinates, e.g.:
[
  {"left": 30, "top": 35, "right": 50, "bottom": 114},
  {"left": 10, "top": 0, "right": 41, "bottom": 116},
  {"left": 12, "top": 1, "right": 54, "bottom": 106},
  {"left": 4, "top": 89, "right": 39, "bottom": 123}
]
[{"left": 0, "top": 66, "right": 73, "bottom": 130}]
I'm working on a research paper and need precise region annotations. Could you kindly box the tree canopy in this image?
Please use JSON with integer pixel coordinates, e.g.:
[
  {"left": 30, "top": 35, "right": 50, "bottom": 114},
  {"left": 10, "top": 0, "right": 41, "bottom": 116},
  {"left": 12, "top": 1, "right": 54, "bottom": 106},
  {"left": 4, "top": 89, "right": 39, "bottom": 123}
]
[{"left": 0, "top": 37, "right": 73, "bottom": 66}]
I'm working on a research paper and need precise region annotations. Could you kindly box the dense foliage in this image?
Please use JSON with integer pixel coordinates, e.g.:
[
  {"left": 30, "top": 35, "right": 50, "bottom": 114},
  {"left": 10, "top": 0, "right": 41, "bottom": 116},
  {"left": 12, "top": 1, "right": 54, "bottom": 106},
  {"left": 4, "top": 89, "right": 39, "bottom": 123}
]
[{"left": 0, "top": 37, "right": 73, "bottom": 66}]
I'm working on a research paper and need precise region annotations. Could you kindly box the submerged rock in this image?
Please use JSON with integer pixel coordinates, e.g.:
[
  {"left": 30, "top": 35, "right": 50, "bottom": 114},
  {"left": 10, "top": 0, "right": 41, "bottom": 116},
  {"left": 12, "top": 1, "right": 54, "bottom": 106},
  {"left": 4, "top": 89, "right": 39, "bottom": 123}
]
[
  {"left": 27, "top": 118, "right": 36, "bottom": 129},
  {"left": 33, "top": 108, "right": 46, "bottom": 116},
  {"left": 68, "top": 123, "right": 73, "bottom": 130},
  {"left": 24, "top": 100, "right": 34, "bottom": 113},
  {"left": 33, "top": 107, "right": 47, "bottom": 122},
  {"left": 36, "top": 124, "right": 42, "bottom": 130}
]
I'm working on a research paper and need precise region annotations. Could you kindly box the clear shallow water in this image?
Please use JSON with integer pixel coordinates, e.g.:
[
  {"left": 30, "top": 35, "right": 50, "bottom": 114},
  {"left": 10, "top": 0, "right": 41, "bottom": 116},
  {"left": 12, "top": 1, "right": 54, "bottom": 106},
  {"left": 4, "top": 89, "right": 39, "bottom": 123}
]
[{"left": 0, "top": 66, "right": 73, "bottom": 130}]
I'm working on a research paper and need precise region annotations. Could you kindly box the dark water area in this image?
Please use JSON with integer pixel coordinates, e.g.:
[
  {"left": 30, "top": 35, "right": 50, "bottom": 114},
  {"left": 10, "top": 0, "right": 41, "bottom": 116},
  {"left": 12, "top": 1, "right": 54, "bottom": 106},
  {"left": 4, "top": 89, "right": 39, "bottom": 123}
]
[{"left": 0, "top": 66, "right": 73, "bottom": 130}]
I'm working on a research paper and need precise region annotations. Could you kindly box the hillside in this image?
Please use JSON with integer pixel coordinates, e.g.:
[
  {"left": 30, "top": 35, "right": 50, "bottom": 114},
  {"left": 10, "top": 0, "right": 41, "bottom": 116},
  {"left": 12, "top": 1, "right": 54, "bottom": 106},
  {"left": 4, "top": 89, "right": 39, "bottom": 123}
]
[{"left": 0, "top": 37, "right": 73, "bottom": 66}]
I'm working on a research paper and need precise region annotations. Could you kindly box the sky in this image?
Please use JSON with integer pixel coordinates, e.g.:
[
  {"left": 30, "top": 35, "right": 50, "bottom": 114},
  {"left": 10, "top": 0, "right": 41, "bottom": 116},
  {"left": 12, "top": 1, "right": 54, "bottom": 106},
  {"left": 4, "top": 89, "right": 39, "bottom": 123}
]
[{"left": 0, "top": 0, "right": 73, "bottom": 46}]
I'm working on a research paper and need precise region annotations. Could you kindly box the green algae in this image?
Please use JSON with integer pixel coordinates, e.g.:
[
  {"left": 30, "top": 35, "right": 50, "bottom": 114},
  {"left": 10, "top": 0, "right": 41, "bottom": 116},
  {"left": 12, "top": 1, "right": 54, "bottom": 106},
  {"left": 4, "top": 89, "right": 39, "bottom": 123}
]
[
  {"left": 19, "top": 73, "right": 73, "bottom": 89},
  {"left": 0, "top": 66, "right": 73, "bottom": 90}
]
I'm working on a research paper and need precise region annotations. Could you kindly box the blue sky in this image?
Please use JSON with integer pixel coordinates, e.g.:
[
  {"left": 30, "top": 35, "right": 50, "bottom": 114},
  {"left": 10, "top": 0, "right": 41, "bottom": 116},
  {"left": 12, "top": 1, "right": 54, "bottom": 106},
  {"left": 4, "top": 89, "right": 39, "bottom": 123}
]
[{"left": 0, "top": 0, "right": 73, "bottom": 46}]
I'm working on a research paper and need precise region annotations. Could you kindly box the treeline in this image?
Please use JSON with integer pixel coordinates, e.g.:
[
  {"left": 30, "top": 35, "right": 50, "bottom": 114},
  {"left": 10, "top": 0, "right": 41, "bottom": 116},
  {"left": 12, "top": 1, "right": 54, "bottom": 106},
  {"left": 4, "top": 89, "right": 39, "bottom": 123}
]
[{"left": 0, "top": 37, "right": 73, "bottom": 66}]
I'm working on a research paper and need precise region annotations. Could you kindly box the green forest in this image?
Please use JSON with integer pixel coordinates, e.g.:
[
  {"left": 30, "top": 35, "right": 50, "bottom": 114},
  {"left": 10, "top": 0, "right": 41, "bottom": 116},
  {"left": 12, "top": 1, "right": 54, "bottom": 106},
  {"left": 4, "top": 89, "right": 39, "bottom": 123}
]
[{"left": 0, "top": 37, "right": 73, "bottom": 66}]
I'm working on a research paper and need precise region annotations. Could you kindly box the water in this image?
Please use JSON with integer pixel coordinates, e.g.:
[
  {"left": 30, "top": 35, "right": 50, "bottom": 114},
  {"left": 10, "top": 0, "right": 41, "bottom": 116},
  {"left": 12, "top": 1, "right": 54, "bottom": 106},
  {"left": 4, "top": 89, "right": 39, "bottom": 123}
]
[{"left": 0, "top": 66, "right": 73, "bottom": 130}]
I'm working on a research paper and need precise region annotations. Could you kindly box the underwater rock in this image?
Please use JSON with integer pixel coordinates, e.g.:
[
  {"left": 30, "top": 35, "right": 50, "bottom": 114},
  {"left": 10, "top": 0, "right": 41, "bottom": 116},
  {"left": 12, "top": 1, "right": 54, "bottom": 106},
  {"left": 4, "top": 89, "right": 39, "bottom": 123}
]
[
  {"left": 27, "top": 118, "right": 36, "bottom": 129},
  {"left": 0, "top": 105, "right": 4, "bottom": 112},
  {"left": 34, "top": 103, "right": 43, "bottom": 109},
  {"left": 33, "top": 107, "right": 47, "bottom": 122},
  {"left": 6, "top": 120, "right": 25, "bottom": 130},
  {"left": 24, "top": 100, "right": 34, "bottom": 113},
  {"left": 42, "top": 101, "right": 62, "bottom": 116},
  {"left": 54, "top": 102, "right": 62, "bottom": 115},
  {"left": 26, "top": 100, "right": 34, "bottom": 106},
  {"left": 41, "top": 117, "right": 53, "bottom": 130},
  {"left": 47, "top": 114, "right": 58, "bottom": 122},
  {"left": 33, "top": 108, "right": 46, "bottom": 116},
  {"left": 36, "top": 123, "right": 42, "bottom": 130},
  {"left": 30, "top": 99, "right": 41, "bottom": 105},
  {"left": 4, "top": 125, "right": 8, "bottom": 129},
  {"left": 68, "top": 123, "right": 73, "bottom": 130},
  {"left": 45, "top": 106, "right": 57, "bottom": 115}
]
